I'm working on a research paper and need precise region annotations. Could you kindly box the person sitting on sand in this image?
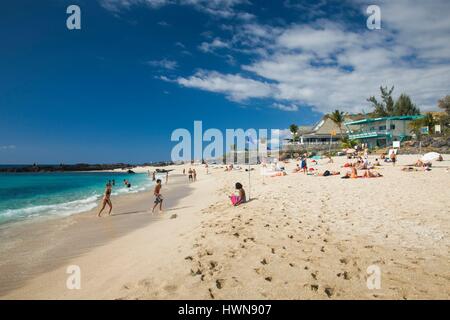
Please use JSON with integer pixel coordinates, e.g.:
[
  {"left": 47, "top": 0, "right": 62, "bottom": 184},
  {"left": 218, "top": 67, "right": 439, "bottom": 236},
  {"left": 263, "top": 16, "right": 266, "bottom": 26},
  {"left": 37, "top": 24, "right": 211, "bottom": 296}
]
[
  {"left": 373, "top": 158, "right": 381, "bottom": 166},
  {"left": 97, "top": 182, "right": 113, "bottom": 217},
  {"left": 292, "top": 164, "right": 301, "bottom": 173},
  {"left": 229, "top": 182, "right": 246, "bottom": 206},
  {"left": 152, "top": 179, "right": 163, "bottom": 213}
]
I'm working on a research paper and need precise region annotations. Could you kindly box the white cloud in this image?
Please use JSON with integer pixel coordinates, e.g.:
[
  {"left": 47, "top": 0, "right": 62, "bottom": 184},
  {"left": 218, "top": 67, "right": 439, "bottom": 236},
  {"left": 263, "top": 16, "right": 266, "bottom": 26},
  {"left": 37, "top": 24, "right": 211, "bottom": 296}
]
[
  {"left": 99, "top": 0, "right": 250, "bottom": 19},
  {"left": 145, "top": 59, "right": 178, "bottom": 70},
  {"left": 169, "top": 70, "right": 274, "bottom": 101},
  {"left": 100, "top": 0, "right": 171, "bottom": 12},
  {"left": 272, "top": 103, "right": 299, "bottom": 112},
  {"left": 199, "top": 38, "right": 230, "bottom": 53},
  {"left": 157, "top": 20, "right": 170, "bottom": 27},
  {"left": 0, "top": 145, "right": 16, "bottom": 150},
  {"left": 172, "top": 1, "right": 450, "bottom": 113}
]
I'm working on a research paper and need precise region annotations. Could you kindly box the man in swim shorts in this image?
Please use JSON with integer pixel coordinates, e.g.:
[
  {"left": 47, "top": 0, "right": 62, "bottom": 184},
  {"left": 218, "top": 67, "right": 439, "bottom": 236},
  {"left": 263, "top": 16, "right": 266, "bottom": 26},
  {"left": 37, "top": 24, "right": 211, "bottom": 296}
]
[{"left": 152, "top": 179, "right": 163, "bottom": 213}]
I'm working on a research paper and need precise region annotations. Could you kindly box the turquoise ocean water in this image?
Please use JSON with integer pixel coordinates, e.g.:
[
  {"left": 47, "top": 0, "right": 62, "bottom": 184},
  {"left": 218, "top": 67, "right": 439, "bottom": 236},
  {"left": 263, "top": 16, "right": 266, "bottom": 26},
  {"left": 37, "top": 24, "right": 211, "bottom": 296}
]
[{"left": 0, "top": 171, "right": 155, "bottom": 225}]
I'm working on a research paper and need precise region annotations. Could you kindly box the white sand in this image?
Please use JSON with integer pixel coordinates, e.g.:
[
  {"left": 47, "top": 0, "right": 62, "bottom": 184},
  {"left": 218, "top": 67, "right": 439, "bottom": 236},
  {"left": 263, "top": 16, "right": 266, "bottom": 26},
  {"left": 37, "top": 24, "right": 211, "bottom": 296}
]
[{"left": 1, "top": 155, "right": 449, "bottom": 299}]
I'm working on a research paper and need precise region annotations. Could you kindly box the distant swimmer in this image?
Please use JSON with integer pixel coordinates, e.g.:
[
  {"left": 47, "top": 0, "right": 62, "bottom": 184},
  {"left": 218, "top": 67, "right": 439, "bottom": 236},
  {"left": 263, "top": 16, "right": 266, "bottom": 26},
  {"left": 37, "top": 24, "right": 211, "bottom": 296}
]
[{"left": 97, "top": 182, "right": 113, "bottom": 217}]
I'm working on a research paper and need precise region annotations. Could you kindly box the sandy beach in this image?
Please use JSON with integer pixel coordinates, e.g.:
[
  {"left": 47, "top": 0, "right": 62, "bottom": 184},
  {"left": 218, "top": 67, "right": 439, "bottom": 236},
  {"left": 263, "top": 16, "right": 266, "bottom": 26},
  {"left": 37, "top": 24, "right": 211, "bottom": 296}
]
[{"left": 0, "top": 154, "right": 449, "bottom": 299}]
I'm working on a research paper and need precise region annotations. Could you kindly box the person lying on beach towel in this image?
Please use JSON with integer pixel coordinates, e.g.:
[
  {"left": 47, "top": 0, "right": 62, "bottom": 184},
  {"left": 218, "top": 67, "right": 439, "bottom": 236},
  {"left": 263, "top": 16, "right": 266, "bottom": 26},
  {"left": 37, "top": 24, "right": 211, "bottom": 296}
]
[
  {"left": 402, "top": 166, "right": 431, "bottom": 172},
  {"left": 317, "top": 170, "right": 340, "bottom": 177},
  {"left": 341, "top": 167, "right": 359, "bottom": 179},
  {"left": 408, "top": 160, "right": 432, "bottom": 168},
  {"left": 362, "top": 170, "right": 383, "bottom": 178},
  {"left": 229, "top": 182, "right": 246, "bottom": 206}
]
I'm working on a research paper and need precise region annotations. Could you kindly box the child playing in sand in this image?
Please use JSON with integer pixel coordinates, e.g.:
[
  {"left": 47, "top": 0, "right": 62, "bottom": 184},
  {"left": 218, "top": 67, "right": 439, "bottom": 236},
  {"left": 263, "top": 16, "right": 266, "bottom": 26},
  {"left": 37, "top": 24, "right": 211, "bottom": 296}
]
[
  {"left": 229, "top": 182, "right": 246, "bottom": 206},
  {"left": 152, "top": 179, "right": 163, "bottom": 213}
]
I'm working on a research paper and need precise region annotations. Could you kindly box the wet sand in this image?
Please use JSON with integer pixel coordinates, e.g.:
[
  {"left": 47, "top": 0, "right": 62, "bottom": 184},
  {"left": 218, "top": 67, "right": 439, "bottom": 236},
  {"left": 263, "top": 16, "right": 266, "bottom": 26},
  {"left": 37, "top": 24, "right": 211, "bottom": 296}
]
[{"left": 1, "top": 155, "right": 449, "bottom": 299}]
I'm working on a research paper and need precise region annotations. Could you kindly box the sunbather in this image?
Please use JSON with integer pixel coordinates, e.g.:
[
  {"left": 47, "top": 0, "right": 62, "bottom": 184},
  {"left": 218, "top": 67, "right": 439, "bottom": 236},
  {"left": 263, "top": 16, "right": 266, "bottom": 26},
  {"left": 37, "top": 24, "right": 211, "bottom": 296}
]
[{"left": 362, "top": 170, "right": 383, "bottom": 178}]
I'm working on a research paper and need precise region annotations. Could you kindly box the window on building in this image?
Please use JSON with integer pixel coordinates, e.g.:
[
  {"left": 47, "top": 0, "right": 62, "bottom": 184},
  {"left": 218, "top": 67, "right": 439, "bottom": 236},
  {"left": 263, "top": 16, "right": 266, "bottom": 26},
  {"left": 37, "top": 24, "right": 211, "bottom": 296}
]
[
  {"left": 379, "top": 126, "right": 386, "bottom": 130},
  {"left": 390, "top": 124, "right": 396, "bottom": 130}
]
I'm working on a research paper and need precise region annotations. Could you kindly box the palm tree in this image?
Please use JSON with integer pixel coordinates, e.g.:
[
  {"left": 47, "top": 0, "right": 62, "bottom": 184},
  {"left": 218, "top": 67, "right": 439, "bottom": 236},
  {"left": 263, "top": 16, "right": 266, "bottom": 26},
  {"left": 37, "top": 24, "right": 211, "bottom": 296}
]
[
  {"left": 409, "top": 118, "right": 424, "bottom": 141},
  {"left": 341, "top": 137, "right": 358, "bottom": 149},
  {"left": 422, "top": 113, "right": 436, "bottom": 134},
  {"left": 289, "top": 124, "right": 299, "bottom": 142},
  {"left": 327, "top": 110, "right": 346, "bottom": 136}
]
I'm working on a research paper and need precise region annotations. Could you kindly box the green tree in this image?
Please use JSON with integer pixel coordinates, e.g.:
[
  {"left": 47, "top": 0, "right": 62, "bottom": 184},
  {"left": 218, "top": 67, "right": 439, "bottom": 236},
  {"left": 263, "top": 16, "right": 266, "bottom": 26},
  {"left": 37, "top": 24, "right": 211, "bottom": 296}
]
[
  {"left": 367, "top": 86, "right": 394, "bottom": 117},
  {"left": 368, "top": 86, "right": 420, "bottom": 117},
  {"left": 409, "top": 118, "right": 424, "bottom": 141},
  {"left": 341, "top": 137, "right": 358, "bottom": 149},
  {"left": 438, "top": 95, "right": 450, "bottom": 115},
  {"left": 327, "top": 109, "right": 346, "bottom": 136},
  {"left": 289, "top": 124, "right": 299, "bottom": 142},
  {"left": 393, "top": 94, "right": 420, "bottom": 116}
]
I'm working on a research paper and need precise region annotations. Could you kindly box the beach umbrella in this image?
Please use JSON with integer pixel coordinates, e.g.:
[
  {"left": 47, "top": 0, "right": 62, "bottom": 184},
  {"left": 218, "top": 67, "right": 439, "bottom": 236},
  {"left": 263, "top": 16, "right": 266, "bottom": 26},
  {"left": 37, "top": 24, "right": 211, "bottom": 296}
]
[{"left": 421, "top": 152, "right": 441, "bottom": 162}]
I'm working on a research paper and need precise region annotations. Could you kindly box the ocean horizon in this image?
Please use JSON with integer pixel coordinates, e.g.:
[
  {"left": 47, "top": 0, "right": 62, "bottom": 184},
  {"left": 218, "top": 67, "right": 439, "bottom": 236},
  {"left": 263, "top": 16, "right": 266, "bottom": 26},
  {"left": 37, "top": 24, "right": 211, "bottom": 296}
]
[{"left": 0, "top": 171, "right": 156, "bottom": 225}]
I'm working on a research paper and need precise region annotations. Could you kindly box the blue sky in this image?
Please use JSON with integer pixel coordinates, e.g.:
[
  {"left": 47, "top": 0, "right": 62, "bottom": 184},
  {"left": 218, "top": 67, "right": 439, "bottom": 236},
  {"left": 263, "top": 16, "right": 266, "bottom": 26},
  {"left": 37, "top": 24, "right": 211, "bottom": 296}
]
[{"left": 1, "top": 0, "right": 449, "bottom": 164}]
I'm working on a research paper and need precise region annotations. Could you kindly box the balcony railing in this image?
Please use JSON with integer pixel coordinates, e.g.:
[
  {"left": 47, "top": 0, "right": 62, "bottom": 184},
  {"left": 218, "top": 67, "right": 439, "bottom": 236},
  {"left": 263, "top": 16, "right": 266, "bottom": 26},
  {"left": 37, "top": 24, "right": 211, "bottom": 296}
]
[{"left": 348, "top": 130, "right": 391, "bottom": 140}]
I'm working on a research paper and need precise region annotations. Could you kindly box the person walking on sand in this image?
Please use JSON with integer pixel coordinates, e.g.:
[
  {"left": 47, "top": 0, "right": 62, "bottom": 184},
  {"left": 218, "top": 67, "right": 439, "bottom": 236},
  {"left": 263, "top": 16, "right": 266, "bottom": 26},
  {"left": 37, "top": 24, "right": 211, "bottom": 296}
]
[
  {"left": 97, "top": 182, "right": 113, "bottom": 217},
  {"left": 301, "top": 157, "right": 307, "bottom": 174},
  {"left": 165, "top": 171, "right": 169, "bottom": 185},
  {"left": 390, "top": 151, "right": 397, "bottom": 166},
  {"left": 205, "top": 163, "right": 209, "bottom": 175},
  {"left": 152, "top": 171, "right": 156, "bottom": 181},
  {"left": 193, "top": 168, "right": 197, "bottom": 181},
  {"left": 152, "top": 179, "right": 163, "bottom": 213},
  {"left": 188, "top": 168, "right": 193, "bottom": 182}
]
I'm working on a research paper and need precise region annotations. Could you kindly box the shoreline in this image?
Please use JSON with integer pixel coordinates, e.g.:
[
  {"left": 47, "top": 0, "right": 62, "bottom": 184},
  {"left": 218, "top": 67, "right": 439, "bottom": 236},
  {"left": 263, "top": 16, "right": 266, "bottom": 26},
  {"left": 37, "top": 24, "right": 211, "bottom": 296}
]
[
  {"left": 0, "top": 170, "right": 192, "bottom": 297},
  {"left": 1, "top": 156, "right": 449, "bottom": 299}
]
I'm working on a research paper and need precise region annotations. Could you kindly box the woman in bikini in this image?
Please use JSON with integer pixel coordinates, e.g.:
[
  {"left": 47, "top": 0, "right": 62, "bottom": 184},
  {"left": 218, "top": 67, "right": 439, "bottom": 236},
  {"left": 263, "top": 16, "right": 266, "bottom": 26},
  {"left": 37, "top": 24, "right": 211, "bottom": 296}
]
[{"left": 97, "top": 182, "right": 113, "bottom": 217}]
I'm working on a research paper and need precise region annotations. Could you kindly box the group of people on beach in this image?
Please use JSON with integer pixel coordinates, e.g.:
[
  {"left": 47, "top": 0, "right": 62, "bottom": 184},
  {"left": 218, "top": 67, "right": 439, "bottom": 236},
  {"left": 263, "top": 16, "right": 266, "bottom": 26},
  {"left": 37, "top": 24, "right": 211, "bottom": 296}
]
[
  {"left": 183, "top": 168, "right": 197, "bottom": 182},
  {"left": 97, "top": 171, "right": 165, "bottom": 217}
]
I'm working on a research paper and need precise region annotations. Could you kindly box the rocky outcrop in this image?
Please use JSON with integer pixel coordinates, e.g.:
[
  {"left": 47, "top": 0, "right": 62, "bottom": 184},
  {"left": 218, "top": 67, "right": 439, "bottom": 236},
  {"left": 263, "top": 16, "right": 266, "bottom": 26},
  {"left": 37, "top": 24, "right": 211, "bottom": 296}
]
[{"left": 0, "top": 163, "right": 134, "bottom": 173}]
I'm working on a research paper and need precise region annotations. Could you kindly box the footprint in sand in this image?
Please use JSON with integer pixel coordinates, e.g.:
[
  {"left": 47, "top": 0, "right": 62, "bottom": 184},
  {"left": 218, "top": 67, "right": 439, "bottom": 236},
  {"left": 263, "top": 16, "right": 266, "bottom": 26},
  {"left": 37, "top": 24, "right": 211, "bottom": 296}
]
[
  {"left": 216, "top": 279, "right": 225, "bottom": 289},
  {"left": 324, "top": 287, "right": 335, "bottom": 298}
]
